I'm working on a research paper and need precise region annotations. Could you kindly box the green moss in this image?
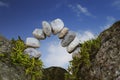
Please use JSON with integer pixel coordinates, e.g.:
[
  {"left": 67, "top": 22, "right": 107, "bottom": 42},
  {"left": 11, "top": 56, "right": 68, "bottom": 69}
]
[
  {"left": 0, "top": 54, "right": 4, "bottom": 57},
  {"left": 65, "top": 37, "right": 101, "bottom": 80}
]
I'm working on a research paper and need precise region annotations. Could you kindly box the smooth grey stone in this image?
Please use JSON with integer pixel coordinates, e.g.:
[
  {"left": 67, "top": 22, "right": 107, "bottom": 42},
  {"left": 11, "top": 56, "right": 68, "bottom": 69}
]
[
  {"left": 24, "top": 48, "right": 41, "bottom": 58},
  {"left": 72, "top": 47, "right": 81, "bottom": 58},
  {"left": 51, "top": 18, "right": 64, "bottom": 34},
  {"left": 42, "top": 21, "right": 52, "bottom": 37},
  {"left": 32, "top": 28, "right": 45, "bottom": 40},
  {"left": 58, "top": 27, "right": 69, "bottom": 39},
  {"left": 61, "top": 31, "right": 76, "bottom": 47},
  {"left": 67, "top": 37, "right": 80, "bottom": 53},
  {"left": 25, "top": 37, "right": 40, "bottom": 48}
]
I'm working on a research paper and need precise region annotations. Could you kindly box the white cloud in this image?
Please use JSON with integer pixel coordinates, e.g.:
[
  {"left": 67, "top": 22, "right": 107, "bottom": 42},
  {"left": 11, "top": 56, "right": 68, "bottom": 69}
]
[
  {"left": 101, "top": 16, "right": 116, "bottom": 30},
  {"left": 68, "top": 4, "right": 81, "bottom": 17},
  {"left": 44, "top": 41, "right": 72, "bottom": 69},
  {"left": 68, "top": 4, "right": 94, "bottom": 17},
  {"left": 76, "top": 4, "right": 92, "bottom": 16},
  {"left": 0, "top": 1, "right": 8, "bottom": 7},
  {"left": 112, "top": 0, "right": 120, "bottom": 9},
  {"left": 77, "top": 31, "right": 95, "bottom": 43},
  {"left": 43, "top": 31, "right": 95, "bottom": 69},
  {"left": 106, "top": 16, "right": 116, "bottom": 23}
]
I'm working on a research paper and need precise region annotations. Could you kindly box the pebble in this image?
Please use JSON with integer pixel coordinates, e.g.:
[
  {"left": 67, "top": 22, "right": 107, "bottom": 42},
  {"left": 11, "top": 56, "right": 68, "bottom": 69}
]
[
  {"left": 58, "top": 27, "right": 69, "bottom": 39},
  {"left": 24, "top": 48, "right": 41, "bottom": 58},
  {"left": 67, "top": 37, "right": 80, "bottom": 53},
  {"left": 72, "top": 47, "right": 81, "bottom": 58},
  {"left": 51, "top": 18, "right": 64, "bottom": 34},
  {"left": 42, "top": 21, "right": 52, "bottom": 37},
  {"left": 32, "top": 28, "right": 45, "bottom": 40},
  {"left": 61, "top": 31, "right": 76, "bottom": 47},
  {"left": 25, "top": 37, "right": 40, "bottom": 48}
]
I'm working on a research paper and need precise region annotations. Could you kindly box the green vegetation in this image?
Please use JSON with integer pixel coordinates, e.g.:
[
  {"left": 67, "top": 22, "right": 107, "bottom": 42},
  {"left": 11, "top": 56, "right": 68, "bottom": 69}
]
[
  {"left": 0, "top": 37, "right": 43, "bottom": 80},
  {"left": 0, "top": 54, "right": 4, "bottom": 57},
  {"left": 65, "top": 37, "right": 101, "bottom": 80}
]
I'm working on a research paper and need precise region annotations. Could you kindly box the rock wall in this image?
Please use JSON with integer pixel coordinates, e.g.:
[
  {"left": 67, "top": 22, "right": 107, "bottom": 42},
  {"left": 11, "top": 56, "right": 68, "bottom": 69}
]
[{"left": 75, "top": 21, "right": 120, "bottom": 80}]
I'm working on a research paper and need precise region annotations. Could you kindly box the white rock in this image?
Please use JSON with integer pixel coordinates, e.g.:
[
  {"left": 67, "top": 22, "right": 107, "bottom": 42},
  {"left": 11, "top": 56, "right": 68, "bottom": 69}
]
[
  {"left": 42, "top": 21, "right": 52, "bottom": 37},
  {"left": 32, "top": 28, "right": 45, "bottom": 40},
  {"left": 61, "top": 31, "right": 76, "bottom": 47},
  {"left": 51, "top": 18, "right": 64, "bottom": 34},
  {"left": 24, "top": 48, "right": 41, "bottom": 58},
  {"left": 72, "top": 47, "right": 81, "bottom": 58},
  {"left": 67, "top": 37, "right": 80, "bottom": 53},
  {"left": 25, "top": 37, "right": 40, "bottom": 48},
  {"left": 58, "top": 27, "right": 69, "bottom": 39}
]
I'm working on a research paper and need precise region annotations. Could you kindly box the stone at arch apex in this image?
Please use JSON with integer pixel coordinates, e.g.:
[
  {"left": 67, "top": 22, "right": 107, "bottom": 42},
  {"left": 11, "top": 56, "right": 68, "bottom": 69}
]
[{"left": 51, "top": 18, "right": 64, "bottom": 34}]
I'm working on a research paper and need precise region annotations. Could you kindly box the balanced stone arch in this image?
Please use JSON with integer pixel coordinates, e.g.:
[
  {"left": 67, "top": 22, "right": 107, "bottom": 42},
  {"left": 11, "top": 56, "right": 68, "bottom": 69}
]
[{"left": 24, "top": 18, "right": 81, "bottom": 59}]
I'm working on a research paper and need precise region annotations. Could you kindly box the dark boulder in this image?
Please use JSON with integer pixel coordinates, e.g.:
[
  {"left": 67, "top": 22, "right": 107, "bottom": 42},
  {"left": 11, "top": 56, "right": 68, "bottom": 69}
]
[{"left": 42, "top": 66, "right": 68, "bottom": 80}]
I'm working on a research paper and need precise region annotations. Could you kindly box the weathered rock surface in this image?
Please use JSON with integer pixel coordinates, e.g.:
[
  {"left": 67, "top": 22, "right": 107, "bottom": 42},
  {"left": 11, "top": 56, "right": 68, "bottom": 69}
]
[
  {"left": 0, "top": 35, "right": 11, "bottom": 53},
  {"left": 32, "top": 28, "right": 46, "bottom": 40},
  {"left": 24, "top": 48, "right": 41, "bottom": 58},
  {"left": 42, "top": 66, "right": 68, "bottom": 80},
  {"left": 42, "top": 21, "right": 52, "bottom": 37},
  {"left": 58, "top": 27, "right": 69, "bottom": 39},
  {"left": 0, "top": 61, "right": 29, "bottom": 80},
  {"left": 61, "top": 31, "right": 76, "bottom": 47},
  {"left": 67, "top": 37, "right": 80, "bottom": 53},
  {"left": 77, "top": 21, "right": 120, "bottom": 80},
  {"left": 51, "top": 18, "right": 64, "bottom": 34},
  {"left": 25, "top": 37, "right": 40, "bottom": 48}
]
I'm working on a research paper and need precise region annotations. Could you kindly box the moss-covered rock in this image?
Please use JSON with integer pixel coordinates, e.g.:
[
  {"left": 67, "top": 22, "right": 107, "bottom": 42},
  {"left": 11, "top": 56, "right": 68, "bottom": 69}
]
[
  {"left": 0, "top": 36, "right": 43, "bottom": 80},
  {"left": 66, "top": 21, "right": 120, "bottom": 80}
]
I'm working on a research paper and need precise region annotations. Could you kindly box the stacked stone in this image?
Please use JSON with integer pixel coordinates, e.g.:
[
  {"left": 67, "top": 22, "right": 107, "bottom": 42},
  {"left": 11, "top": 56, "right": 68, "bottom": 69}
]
[
  {"left": 24, "top": 18, "right": 81, "bottom": 58},
  {"left": 24, "top": 37, "right": 41, "bottom": 58}
]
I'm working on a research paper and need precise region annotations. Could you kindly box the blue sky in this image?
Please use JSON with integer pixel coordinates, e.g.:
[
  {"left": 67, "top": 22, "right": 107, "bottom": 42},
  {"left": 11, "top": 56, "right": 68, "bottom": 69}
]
[{"left": 0, "top": 0, "right": 120, "bottom": 69}]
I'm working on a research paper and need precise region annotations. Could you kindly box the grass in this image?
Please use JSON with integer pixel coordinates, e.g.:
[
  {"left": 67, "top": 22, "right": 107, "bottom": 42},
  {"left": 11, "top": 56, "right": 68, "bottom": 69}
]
[{"left": 65, "top": 37, "right": 101, "bottom": 80}]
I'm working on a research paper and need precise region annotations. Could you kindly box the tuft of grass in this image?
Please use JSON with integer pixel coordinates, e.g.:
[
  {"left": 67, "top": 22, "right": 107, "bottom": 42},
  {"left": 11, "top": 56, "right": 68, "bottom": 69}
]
[{"left": 65, "top": 37, "right": 101, "bottom": 80}]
